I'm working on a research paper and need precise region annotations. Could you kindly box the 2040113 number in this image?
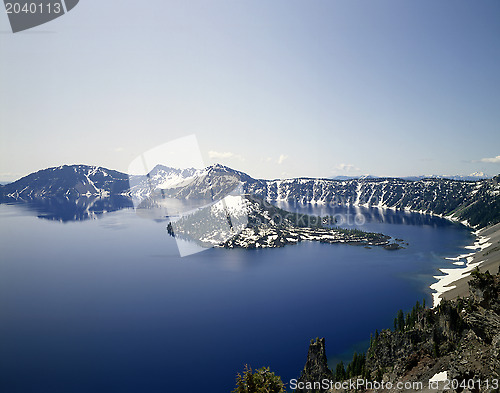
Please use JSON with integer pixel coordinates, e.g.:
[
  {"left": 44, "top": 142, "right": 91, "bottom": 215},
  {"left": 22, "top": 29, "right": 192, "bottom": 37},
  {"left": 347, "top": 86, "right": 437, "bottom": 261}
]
[
  {"left": 442, "top": 379, "right": 499, "bottom": 391},
  {"left": 5, "top": 2, "right": 62, "bottom": 14}
]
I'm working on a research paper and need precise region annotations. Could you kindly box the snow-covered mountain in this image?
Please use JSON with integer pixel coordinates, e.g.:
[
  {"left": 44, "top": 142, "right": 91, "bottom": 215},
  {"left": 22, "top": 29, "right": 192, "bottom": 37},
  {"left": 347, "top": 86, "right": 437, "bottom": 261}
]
[
  {"left": 128, "top": 165, "right": 203, "bottom": 202},
  {"left": 1, "top": 163, "right": 499, "bottom": 228},
  {"left": 129, "top": 163, "right": 261, "bottom": 202},
  {"left": 0, "top": 165, "right": 129, "bottom": 199}
]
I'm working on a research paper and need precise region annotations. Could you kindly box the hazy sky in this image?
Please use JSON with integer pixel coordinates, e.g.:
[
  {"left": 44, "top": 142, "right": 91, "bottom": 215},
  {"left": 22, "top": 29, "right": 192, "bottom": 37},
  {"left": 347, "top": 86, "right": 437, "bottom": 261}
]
[{"left": 1, "top": 0, "right": 499, "bottom": 181}]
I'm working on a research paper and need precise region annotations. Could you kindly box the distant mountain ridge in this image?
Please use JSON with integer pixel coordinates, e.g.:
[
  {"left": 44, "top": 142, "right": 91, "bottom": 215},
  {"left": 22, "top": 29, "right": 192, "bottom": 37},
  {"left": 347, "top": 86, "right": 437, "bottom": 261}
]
[
  {"left": 401, "top": 172, "right": 490, "bottom": 181},
  {"left": 329, "top": 173, "right": 490, "bottom": 182},
  {"left": 1, "top": 164, "right": 499, "bottom": 228}
]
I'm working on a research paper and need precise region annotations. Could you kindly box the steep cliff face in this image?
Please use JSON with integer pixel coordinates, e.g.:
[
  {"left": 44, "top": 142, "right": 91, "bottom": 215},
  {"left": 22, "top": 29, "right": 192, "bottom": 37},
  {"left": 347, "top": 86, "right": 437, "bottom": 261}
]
[
  {"left": 245, "top": 175, "right": 500, "bottom": 229},
  {"left": 364, "top": 269, "right": 500, "bottom": 392},
  {"left": 296, "top": 338, "right": 334, "bottom": 393}
]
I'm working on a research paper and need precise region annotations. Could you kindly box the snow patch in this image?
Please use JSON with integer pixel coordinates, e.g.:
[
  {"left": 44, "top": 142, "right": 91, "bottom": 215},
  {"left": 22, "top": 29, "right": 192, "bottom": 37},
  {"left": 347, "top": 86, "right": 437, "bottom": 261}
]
[{"left": 429, "top": 371, "right": 448, "bottom": 382}]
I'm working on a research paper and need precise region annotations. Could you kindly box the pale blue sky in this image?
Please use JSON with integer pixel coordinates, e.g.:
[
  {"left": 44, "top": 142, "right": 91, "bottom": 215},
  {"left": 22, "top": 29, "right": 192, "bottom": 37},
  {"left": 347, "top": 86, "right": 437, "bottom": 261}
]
[{"left": 1, "top": 0, "right": 499, "bottom": 181}]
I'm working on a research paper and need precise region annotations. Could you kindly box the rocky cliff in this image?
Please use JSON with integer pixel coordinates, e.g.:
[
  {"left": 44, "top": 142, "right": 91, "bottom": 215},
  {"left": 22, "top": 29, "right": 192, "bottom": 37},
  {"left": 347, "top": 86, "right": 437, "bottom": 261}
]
[
  {"left": 315, "top": 268, "right": 500, "bottom": 393},
  {"left": 364, "top": 268, "right": 500, "bottom": 387},
  {"left": 296, "top": 338, "right": 334, "bottom": 393},
  {"left": 245, "top": 175, "right": 500, "bottom": 229},
  {"left": 292, "top": 268, "right": 499, "bottom": 393}
]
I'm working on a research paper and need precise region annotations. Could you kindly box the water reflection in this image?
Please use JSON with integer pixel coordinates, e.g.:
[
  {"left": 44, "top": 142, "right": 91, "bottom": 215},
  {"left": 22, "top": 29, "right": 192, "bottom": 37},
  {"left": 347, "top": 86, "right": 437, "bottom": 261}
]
[
  {"left": 0, "top": 196, "right": 134, "bottom": 222},
  {"left": 274, "top": 201, "right": 453, "bottom": 228},
  {"left": 0, "top": 195, "right": 456, "bottom": 230}
]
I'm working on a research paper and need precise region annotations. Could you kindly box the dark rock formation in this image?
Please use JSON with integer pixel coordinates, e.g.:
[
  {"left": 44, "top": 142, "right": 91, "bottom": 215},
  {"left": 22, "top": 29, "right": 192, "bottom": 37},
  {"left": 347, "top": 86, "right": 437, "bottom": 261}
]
[
  {"left": 363, "top": 268, "right": 500, "bottom": 392},
  {"left": 383, "top": 242, "right": 404, "bottom": 250},
  {"left": 296, "top": 338, "right": 334, "bottom": 393}
]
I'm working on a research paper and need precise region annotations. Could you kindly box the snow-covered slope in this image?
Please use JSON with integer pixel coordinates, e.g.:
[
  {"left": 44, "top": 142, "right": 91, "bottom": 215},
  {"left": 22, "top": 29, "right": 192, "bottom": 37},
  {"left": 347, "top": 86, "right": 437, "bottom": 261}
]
[
  {"left": 0, "top": 165, "right": 129, "bottom": 199},
  {"left": 128, "top": 165, "right": 203, "bottom": 202},
  {"left": 130, "top": 163, "right": 264, "bottom": 202}
]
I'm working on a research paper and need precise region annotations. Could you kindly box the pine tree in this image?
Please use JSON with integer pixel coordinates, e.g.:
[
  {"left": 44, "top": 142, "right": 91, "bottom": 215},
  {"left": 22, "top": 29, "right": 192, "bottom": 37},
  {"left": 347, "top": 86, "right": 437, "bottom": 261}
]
[
  {"left": 232, "top": 365, "right": 286, "bottom": 393},
  {"left": 335, "top": 361, "right": 346, "bottom": 381},
  {"left": 395, "top": 309, "right": 405, "bottom": 332}
]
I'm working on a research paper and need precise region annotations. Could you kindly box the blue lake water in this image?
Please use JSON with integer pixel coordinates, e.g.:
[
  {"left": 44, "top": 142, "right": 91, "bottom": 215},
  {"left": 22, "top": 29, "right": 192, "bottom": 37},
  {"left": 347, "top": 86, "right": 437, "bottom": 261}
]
[{"left": 0, "top": 203, "right": 473, "bottom": 393}]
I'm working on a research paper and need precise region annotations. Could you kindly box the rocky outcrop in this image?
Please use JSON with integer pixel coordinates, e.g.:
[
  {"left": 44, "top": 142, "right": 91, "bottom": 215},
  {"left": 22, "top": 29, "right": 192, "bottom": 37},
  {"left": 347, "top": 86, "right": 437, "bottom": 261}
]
[
  {"left": 362, "top": 268, "right": 500, "bottom": 392},
  {"left": 296, "top": 338, "right": 334, "bottom": 393}
]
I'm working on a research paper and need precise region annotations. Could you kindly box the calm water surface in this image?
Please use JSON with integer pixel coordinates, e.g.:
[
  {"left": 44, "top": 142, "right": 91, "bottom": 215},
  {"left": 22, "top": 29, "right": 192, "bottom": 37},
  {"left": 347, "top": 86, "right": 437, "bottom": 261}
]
[{"left": 0, "top": 203, "right": 473, "bottom": 393}]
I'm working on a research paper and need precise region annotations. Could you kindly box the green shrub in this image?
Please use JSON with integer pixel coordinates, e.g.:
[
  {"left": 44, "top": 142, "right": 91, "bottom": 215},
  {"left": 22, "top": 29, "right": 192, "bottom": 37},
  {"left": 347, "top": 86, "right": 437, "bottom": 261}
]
[{"left": 232, "top": 365, "right": 286, "bottom": 393}]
